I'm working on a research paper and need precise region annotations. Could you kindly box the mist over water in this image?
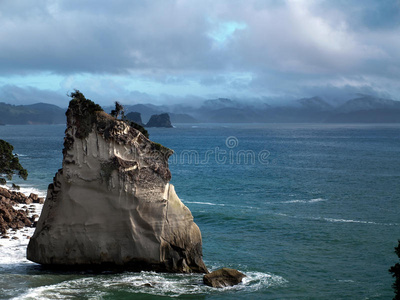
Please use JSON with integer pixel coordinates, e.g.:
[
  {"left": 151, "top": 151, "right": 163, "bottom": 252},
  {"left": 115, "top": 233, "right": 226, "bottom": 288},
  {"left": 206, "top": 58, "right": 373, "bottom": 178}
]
[{"left": 0, "top": 123, "right": 399, "bottom": 299}]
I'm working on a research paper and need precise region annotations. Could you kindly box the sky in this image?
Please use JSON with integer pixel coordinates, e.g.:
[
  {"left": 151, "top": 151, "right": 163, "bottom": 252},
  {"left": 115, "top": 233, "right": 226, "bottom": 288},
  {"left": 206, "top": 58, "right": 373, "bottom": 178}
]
[{"left": 0, "top": 0, "right": 400, "bottom": 107}]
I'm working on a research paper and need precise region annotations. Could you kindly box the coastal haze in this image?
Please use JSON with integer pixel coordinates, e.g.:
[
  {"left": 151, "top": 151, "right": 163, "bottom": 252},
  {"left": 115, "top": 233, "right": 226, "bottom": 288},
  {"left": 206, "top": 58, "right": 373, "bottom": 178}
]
[{"left": 1, "top": 1, "right": 400, "bottom": 300}]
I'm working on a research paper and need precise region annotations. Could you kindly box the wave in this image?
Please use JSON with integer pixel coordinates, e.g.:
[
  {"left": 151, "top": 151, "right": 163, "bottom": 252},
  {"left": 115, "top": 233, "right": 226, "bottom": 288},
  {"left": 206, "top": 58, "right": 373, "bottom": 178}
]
[
  {"left": 322, "top": 217, "right": 399, "bottom": 226},
  {"left": 2, "top": 234, "right": 286, "bottom": 298},
  {"left": 282, "top": 198, "right": 326, "bottom": 204},
  {"left": 12, "top": 269, "right": 286, "bottom": 299},
  {"left": 183, "top": 200, "right": 259, "bottom": 210},
  {"left": 274, "top": 212, "right": 399, "bottom": 226},
  {"left": 184, "top": 200, "right": 225, "bottom": 207},
  {"left": 0, "top": 227, "right": 36, "bottom": 269}
]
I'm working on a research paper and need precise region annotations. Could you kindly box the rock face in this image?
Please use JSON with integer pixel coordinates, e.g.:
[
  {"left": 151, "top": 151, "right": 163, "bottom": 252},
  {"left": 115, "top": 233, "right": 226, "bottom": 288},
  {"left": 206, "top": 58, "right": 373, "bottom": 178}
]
[
  {"left": 125, "top": 112, "right": 144, "bottom": 126},
  {"left": 146, "top": 113, "right": 173, "bottom": 128},
  {"left": 203, "top": 268, "right": 246, "bottom": 288},
  {"left": 27, "top": 94, "right": 207, "bottom": 273}
]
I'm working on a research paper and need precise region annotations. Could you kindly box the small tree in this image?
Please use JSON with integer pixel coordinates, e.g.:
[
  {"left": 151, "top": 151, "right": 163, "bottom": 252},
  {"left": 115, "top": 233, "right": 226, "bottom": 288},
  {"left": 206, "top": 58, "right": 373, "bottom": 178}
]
[
  {"left": 0, "top": 139, "right": 28, "bottom": 187},
  {"left": 390, "top": 240, "right": 400, "bottom": 300},
  {"left": 111, "top": 101, "right": 124, "bottom": 119},
  {"left": 110, "top": 101, "right": 149, "bottom": 138}
]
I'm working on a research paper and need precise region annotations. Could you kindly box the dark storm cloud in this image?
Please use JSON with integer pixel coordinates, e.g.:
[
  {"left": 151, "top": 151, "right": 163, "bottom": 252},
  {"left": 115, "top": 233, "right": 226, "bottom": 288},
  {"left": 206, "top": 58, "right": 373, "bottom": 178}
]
[{"left": 0, "top": 0, "right": 399, "bottom": 103}]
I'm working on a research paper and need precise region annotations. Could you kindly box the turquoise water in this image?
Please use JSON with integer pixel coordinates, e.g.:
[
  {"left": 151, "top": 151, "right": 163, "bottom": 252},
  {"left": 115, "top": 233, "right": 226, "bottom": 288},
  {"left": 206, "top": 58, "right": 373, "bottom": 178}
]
[{"left": 0, "top": 123, "right": 400, "bottom": 299}]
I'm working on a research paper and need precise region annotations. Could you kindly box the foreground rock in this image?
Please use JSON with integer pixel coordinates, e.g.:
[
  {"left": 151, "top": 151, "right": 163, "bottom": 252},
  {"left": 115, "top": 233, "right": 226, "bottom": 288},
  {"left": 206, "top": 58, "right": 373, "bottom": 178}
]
[
  {"left": 27, "top": 92, "right": 207, "bottom": 273},
  {"left": 203, "top": 268, "right": 246, "bottom": 288},
  {"left": 0, "top": 188, "right": 42, "bottom": 237},
  {"left": 146, "top": 113, "right": 173, "bottom": 128},
  {"left": 0, "top": 187, "right": 44, "bottom": 205}
]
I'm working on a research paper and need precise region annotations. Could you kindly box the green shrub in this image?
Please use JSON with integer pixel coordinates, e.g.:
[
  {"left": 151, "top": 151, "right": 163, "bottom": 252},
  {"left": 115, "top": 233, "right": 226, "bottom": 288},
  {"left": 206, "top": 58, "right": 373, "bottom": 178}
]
[
  {"left": 0, "top": 139, "right": 28, "bottom": 185},
  {"left": 390, "top": 240, "right": 400, "bottom": 300}
]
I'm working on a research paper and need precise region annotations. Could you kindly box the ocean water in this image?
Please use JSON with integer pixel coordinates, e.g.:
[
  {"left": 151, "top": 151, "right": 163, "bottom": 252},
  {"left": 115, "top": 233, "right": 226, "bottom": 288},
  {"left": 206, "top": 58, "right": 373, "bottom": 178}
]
[{"left": 0, "top": 123, "right": 400, "bottom": 299}]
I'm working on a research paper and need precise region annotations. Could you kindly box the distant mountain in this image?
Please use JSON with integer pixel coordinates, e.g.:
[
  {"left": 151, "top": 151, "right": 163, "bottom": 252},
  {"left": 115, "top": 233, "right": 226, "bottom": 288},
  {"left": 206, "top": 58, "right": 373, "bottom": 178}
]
[
  {"left": 105, "top": 104, "right": 165, "bottom": 123},
  {"left": 6, "top": 95, "right": 394, "bottom": 126},
  {"left": 326, "top": 96, "right": 400, "bottom": 123},
  {"left": 336, "top": 96, "right": 400, "bottom": 113},
  {"left": 169, "top": 113, "right": 199, "bottom": 123},
  {"left": 0, "top": 102, "right": 65, "bottom": 125},
  {"left": 203, "top": 107, "right": 264, "bottom": 123},
  {"left": 201, "top": 98, "right": 237, "bottom": 110},
  {"left": 106, "top": 104, "right": 198, "bottom": 124},
  {"left": 297, "top": 96, "right": 333, "bottom": 111}
]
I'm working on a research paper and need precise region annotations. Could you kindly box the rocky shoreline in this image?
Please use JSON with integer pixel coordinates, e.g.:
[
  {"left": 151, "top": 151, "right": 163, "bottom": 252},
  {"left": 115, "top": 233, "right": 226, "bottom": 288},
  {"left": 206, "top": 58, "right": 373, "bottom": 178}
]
[{"left": 0, "top": 187, "right": 44, "bottom": 239}]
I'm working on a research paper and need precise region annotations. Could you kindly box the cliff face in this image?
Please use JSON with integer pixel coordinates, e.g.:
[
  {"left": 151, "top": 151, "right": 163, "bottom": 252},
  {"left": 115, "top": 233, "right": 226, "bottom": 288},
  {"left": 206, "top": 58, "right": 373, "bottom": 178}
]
[{"left": 27, "top": 94, "right": 207, "bottom": 273}]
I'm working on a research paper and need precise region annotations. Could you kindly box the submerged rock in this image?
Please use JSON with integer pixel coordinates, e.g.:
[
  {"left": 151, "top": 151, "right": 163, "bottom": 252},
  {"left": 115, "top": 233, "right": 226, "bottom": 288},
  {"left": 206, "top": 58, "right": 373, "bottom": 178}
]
[
  {"left": 203, "top": 268, "right": 246, "bottom": 288},
  {"left": 146, "top": 113, "right": 173, "bottom": 128},
  {"left": 27, "top": 91, "right": 207, "bottom": 273}
]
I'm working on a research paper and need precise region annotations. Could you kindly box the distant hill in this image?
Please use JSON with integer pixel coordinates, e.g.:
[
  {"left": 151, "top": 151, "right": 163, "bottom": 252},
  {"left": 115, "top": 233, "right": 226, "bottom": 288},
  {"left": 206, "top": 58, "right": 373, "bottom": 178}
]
[
  {"left": 326, "top": 96, "right": 400, "bottom": 123},
  {"left": 106, "top": 104, "right": 198, "bottom": 124},
  {"left": 297, "top": 96, "right": 333, "bottom": 111},
  {"left": 1, "top": 95, "right": 399, "bottom": 125},
  {"left": 169, "top": 113, "right": 199, "bottom": 123},
  {"left": 336, "top": 95, "right": 400, "bottom": 113},
  {"left": 0, "top": 102, "right": 66, "bottom": 124}
]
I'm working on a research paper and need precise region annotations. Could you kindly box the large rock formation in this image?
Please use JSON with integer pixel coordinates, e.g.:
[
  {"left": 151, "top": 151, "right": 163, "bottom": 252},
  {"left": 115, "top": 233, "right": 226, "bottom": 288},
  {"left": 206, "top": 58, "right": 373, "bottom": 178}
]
[
  {"left": 146, "top": 113, "right": 173, "bottom": 128},
  {"left": 125, "top": 112, "right": 144, "bottom": 126},
  {"left": 27, "top": 92, "right": 207, "bottom": 273}
]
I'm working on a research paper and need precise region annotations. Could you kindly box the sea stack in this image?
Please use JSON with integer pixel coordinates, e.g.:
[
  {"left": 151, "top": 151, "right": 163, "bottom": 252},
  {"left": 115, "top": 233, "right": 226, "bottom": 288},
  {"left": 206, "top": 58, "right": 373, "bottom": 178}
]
[
  {"left": 146, "top": 113, "right": 173, "bottom": 128},
  {"left": 27, "top": 91, "right": 207, "bottom": 273}
]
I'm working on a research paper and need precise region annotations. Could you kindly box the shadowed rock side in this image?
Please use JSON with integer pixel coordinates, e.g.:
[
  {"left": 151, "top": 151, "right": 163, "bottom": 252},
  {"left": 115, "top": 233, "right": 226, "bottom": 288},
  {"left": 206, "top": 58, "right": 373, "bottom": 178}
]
[
  {"left": 125, "top": 112, "right": 144, "bottom": 126},
  {"left": 27, "top": 93, "right": 207, "bottom": 273}
]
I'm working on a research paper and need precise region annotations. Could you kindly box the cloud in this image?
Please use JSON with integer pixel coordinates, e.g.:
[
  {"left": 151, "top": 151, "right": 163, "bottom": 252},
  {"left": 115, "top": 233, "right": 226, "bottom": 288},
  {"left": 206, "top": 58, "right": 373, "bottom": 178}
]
[
  {"left": 0, "top": 0, "right": 399, "bottom": 104},
  {"left": 0, "top": 85, "right": 68, "bottom": 107}
]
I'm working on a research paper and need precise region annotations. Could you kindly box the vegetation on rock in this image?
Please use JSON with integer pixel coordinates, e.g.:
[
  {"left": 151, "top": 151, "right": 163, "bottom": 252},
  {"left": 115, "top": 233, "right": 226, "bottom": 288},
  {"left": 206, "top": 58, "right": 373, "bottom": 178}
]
[
  {"left": 110, "top": 101, "right": 150, "bottom": 138},
  {"left": 67, "top": 90, "right": 104, "bottom": 139},
  {"left": 110, "top": 101, "right": 125, "bottom": 119},
  {"left": 127, "top": 120, "right": 149, "bottom": 139},
  {"left": 390, "top": 240, "right": 400, "bottom": 300}
]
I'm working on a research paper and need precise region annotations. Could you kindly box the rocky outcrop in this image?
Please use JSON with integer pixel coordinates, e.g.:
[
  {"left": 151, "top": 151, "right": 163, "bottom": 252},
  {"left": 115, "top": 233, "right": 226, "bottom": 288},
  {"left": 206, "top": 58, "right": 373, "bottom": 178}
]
[
  {"left": 146, "top": 113, "right": 173, "bottom": 128},
  {"left": 0, "top": 187, "right": 44, "bottom": 205},
  {"left": 0, "top": 187, "right": 43, "bottom": 237},
  {"left": 203, "top": 268, "right": 246, "bottom": 288},
  {"left": 27, "top": 92, "right": 207, "bottom": 273},
  {"left": 125, "top": 112, "right": 144, "bottom": 126}
]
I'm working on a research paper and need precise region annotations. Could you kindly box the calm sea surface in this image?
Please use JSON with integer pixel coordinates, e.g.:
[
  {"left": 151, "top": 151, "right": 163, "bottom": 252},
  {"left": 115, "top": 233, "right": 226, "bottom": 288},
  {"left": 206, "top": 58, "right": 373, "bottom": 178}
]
[{"left": 0, "top": 123, "right": 399, "bottom": 299}]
